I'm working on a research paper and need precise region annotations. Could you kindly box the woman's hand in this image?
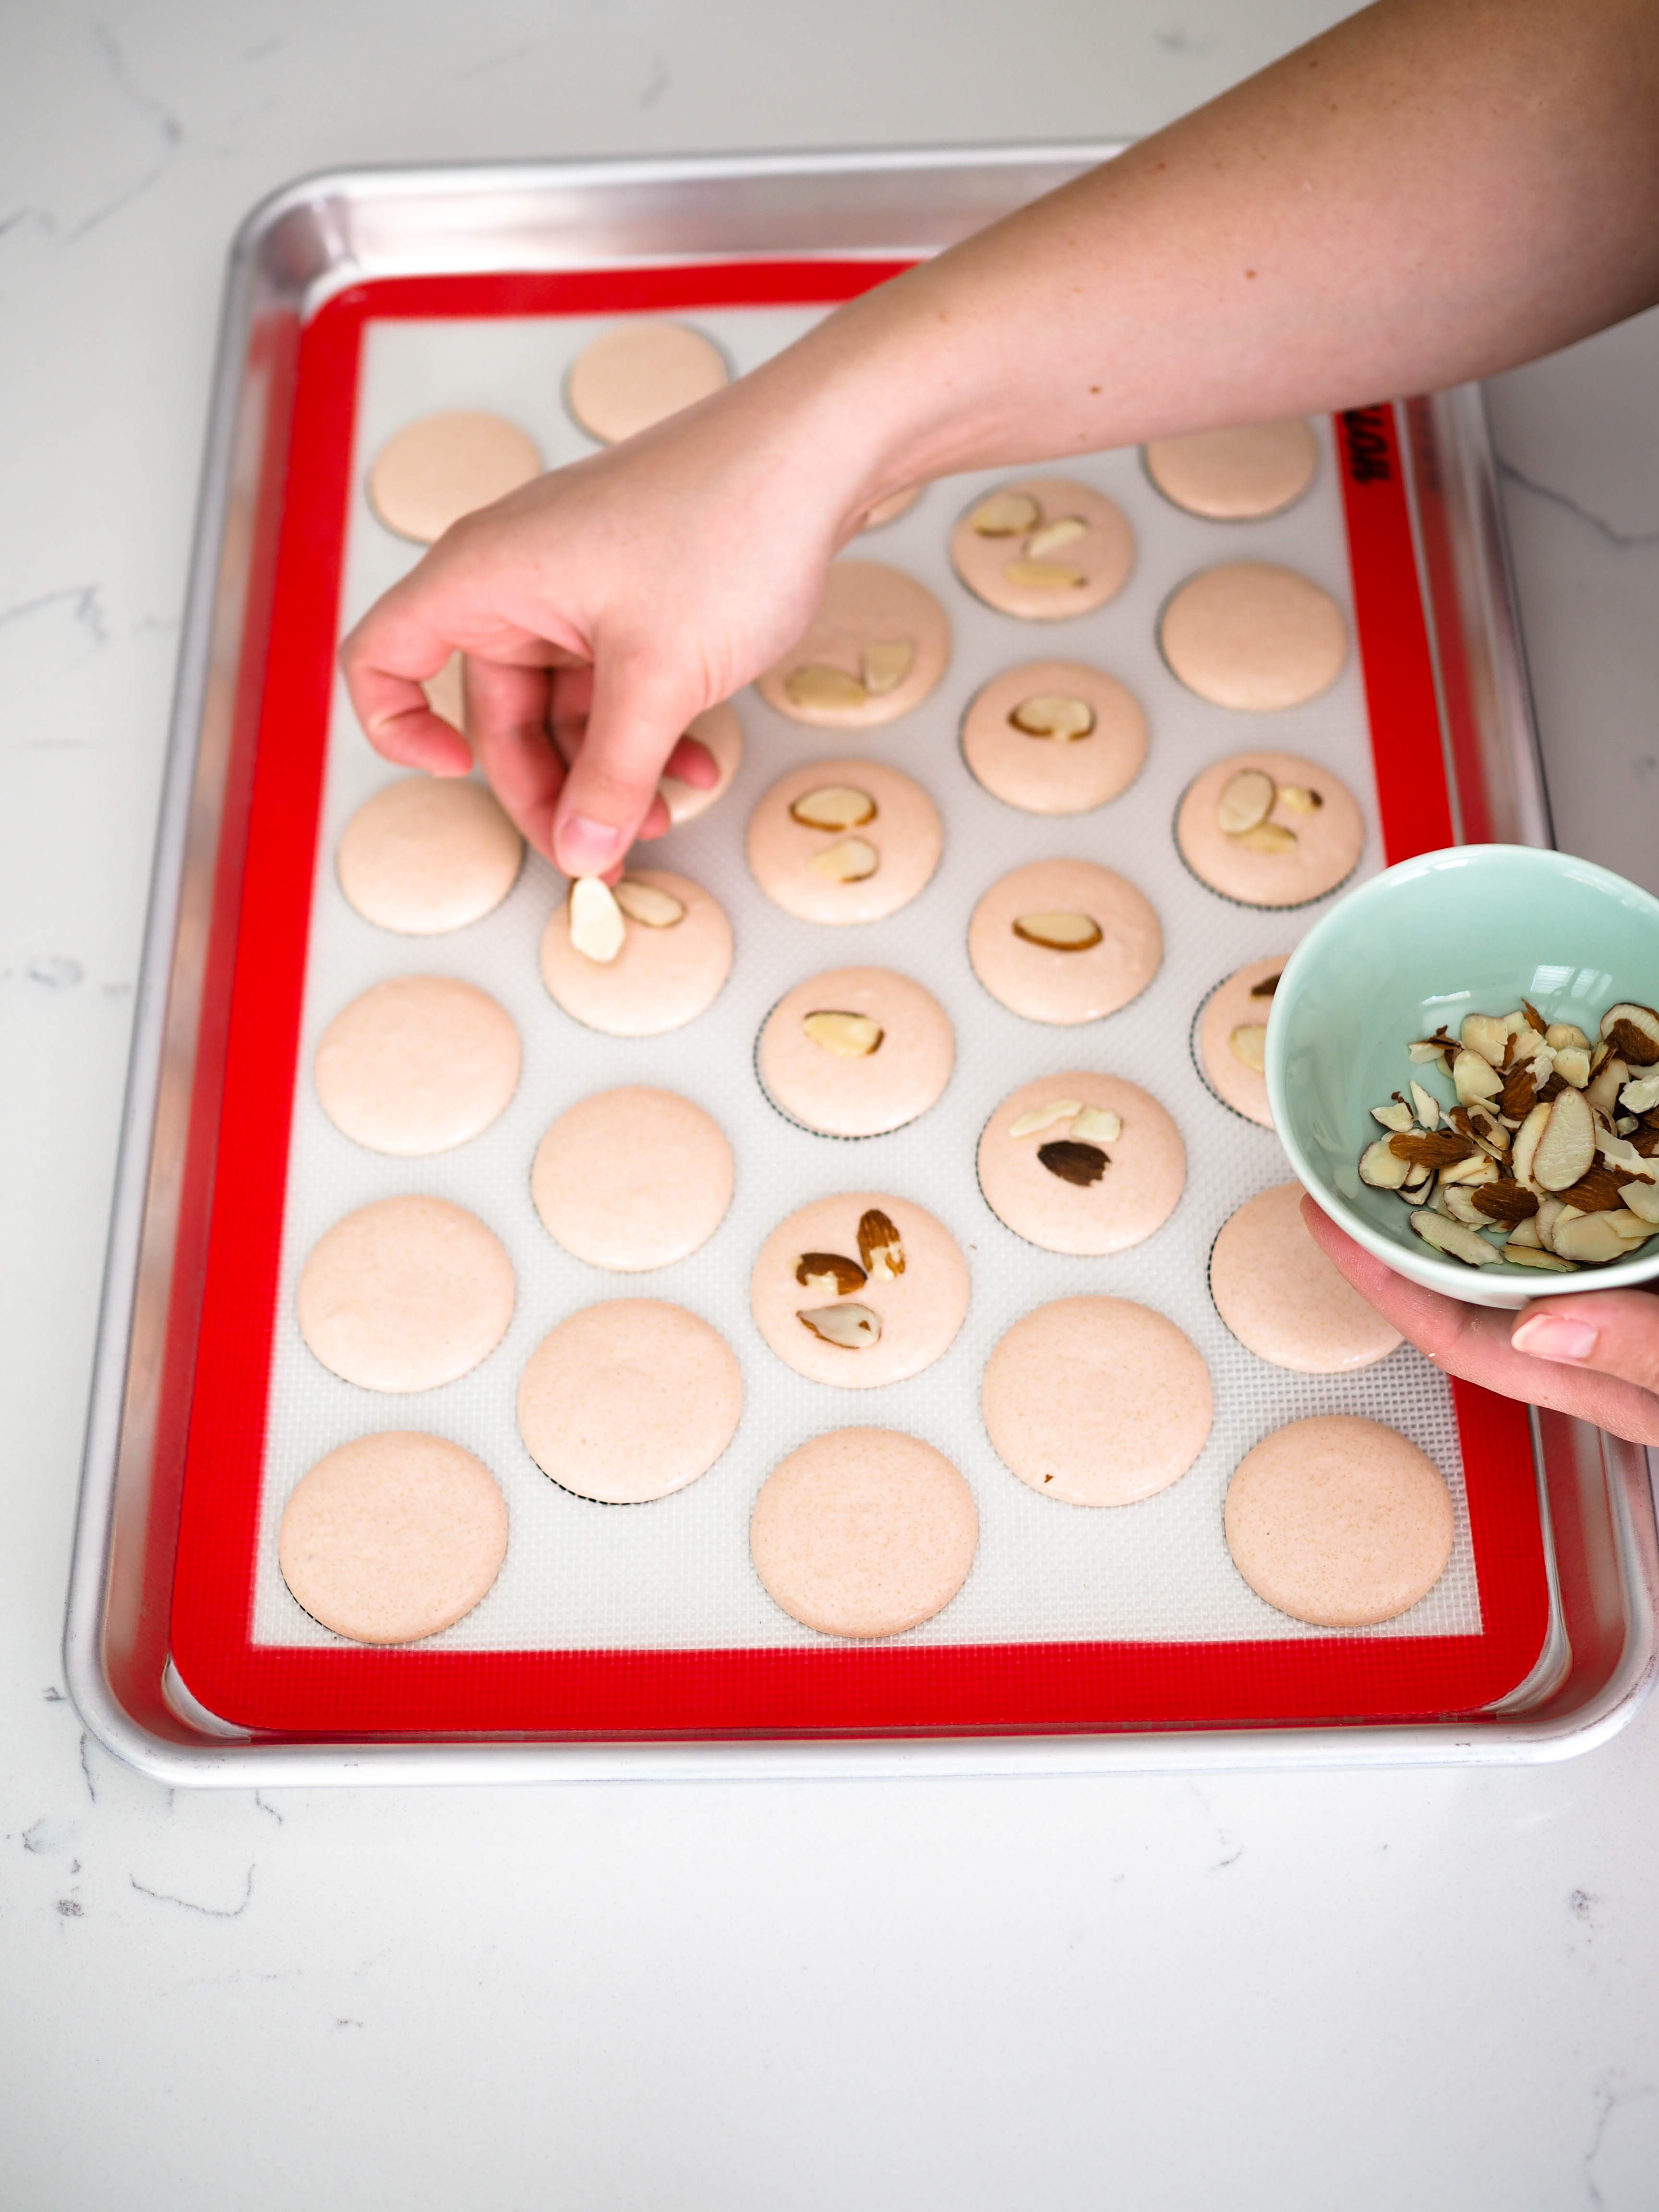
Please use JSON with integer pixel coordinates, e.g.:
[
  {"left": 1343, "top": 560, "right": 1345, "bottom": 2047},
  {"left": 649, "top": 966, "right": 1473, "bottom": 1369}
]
[{"left": 1303, "top": 1197, "right": 1659, "bottom": 1445}]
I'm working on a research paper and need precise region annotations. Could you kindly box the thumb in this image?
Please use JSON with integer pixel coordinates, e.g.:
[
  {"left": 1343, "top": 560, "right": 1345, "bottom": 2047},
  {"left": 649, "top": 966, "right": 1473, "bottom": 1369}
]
[
  {"left": 551, "top": 649, "right": 704, "bottom": 878},
  {"left": 1509, "top": 1290, "right": 1659, "bottom": 1393}
]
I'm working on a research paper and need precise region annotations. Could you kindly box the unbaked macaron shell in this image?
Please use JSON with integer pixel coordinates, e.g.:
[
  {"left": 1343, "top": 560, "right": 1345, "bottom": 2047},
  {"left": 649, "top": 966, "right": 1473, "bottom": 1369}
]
[
  {"left": 659, "top": 702, "right": 744, "bottom": 825},
  {"left": 337, "top": 776, "right": 524, "bottom": 935},
  {"left": 968, "top": 858, "right": 1163, "bottom": 1024},
  {"left": 982, "top": 1296, "right": 1213, "bottom": 1507},
  {"left": 565, "top": 319, "right": 730, "bottom": 445},
  {"left": 757, "top": 967, "right": 954, "bottom": 1138},
  {"left": 1143, "top": 419, "right": 1319, "bottom": 520},
  {"left": 749, "top": 1428, "right": 978, "bottom": 1639},
  {"left": 314, "top": 975, "right": 520, "bottom": 1156},
  {"left": 1224, "top": 1414, "right": 1454, "bottom": 1627},
  {"left": 366, "top": 411, "right": 541, "bottom": 544},
  {"left": 1210, "top": 1183, "right": 1404, "bottom": 1375},
  {"left": 977, "top": 1074, "right": 1186, "bottom": 1257},
  {"left": 1176, "top": 750, "right": 1363, "bottom": 909},
  {"left": 540, "top": 868, "right": 733, "bottom": 1037},
  {"left": 297, "top": 1195, "right": 516, "bottom": 1393},
  {"left": 950, "top": 476, "right": 1134, "bottom": 621},
  {"left": 756, "top": 560, "right": 950, "bottom": 729},
  {"left": 1159, "top": 560, "right": 1347, "bottom": 711},
  {"left": 1193, "top": 955, "right": 1287, "bottom": 1126},
  {"left": 746, "top": 758, "right": 943, "bottom": 926},
  {"left": 960, "top": 659, "right": 1148, "bottom": 816},
  {"left": 531, "top": 1087, "right": 734, "bottom": 1271},
  {"left": 750, "top": 1192, "right": 970, "bottom": 1390}
]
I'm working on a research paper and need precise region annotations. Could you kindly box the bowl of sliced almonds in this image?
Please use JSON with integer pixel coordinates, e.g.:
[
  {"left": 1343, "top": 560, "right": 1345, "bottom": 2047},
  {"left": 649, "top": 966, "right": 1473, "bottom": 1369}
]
[{"left": 1265, "top": 844, "right": 1659, "bottom": 1310}]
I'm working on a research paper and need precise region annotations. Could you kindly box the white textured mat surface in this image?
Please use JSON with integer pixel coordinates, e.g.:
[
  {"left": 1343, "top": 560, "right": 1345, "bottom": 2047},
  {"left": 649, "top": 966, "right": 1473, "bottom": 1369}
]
[{"left": 251, "top": 302, "right": 1479, "bottom": 1652}]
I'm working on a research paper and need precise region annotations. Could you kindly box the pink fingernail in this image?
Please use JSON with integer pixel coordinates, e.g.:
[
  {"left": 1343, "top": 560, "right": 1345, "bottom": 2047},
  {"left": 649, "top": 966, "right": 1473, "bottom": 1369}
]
[
  {"left": 559, "top": 813, "right": 623, "bottom": 872},
  {"left": 1512, "top": 1314, "right": 1598, "bottom": 1363}
]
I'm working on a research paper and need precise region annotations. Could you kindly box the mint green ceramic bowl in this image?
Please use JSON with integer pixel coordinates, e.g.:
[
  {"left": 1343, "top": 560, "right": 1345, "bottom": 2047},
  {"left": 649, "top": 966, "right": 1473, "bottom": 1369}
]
[{"left": 1265, "top": 845, "right": 1659, "bottom": 1311}]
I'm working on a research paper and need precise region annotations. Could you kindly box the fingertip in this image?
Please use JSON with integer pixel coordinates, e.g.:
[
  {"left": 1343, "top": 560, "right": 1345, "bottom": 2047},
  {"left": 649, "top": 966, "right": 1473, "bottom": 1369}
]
[{"left": 662, "top": 734, "right": 720, "bottom": 790}]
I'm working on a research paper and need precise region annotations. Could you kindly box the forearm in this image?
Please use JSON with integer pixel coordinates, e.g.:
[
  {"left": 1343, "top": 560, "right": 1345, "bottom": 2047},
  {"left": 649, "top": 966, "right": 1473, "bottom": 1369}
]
[{"left": 758, "top": 0, "right": 1659, "bottom": 518}]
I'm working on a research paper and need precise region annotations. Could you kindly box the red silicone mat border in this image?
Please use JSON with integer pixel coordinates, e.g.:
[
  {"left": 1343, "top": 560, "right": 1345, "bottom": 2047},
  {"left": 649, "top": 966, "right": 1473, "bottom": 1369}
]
[{"left": 167, "top": 263, "right": 1547, "bottom": 1738}]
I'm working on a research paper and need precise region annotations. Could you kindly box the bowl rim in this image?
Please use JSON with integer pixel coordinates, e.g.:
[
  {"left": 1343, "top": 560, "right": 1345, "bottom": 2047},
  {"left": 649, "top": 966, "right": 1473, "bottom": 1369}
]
[{"left": 1264, "top": 843, "right": 1659, "bottom": 1301}]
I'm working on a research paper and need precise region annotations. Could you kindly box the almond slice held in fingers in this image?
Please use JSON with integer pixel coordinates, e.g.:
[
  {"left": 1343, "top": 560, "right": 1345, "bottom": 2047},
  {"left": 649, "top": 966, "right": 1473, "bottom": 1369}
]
[
  {"left": 803, "top": 1010, "right": 884, "bottom": 1058},
  {"left": 569, "top": 875, "right": 625, "bottom": 964},
  {"left": 1011, "top": 911, "right": 1103, "bottom": 952},
  {"left": 789, "top": 784, "right": 877, "bottom": 832},
  {"left": 613, "top": 878, "right": 686, "bottom": 928}
]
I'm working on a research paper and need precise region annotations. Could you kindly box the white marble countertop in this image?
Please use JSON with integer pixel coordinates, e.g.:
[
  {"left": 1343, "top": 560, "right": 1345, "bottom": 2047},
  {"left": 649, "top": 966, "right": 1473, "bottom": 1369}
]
[{"left": 5, "top": 5, "right": 1659, "bottom": 2205}]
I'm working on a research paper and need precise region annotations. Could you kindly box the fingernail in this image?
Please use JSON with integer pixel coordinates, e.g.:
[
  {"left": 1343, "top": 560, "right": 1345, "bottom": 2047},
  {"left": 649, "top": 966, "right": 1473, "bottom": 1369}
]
[
  {"left": 1512, "top": 1313, "right": 1598, "bottom": 1363},
  {"left": 559, "top": 814, "right": 623, "bottom": 872}
]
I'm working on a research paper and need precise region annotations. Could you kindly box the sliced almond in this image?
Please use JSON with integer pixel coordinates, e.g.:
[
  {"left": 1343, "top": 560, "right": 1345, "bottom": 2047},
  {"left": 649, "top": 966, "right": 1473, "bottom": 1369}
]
[
  {"left": 1453, "top": 1048, "right": 1504, "bottom": 1106},
  {"left": 1443, "top": 1186, "right": 1490, "bottom": 1227},
  {"left": 568, "top": 875, "right": 625, "bottom": 964},
  {"left": 1620, "top": 1073, "right": 1659, "bottom": 1114},
  {"left": 794, "top": 1252, "right": 867, "bottom": 1296},
  {"left": 1013, "top": 912, "right": 1103, "bottom": 952},
  {"left": 1586, "top": 1055, "right": 1629, "bottom": 1116},
  {"left": 803, "top": 1010, "right": 884, "bottom": 1058},
  {"left": 857, "top": 1207, "right": 905, "bottom": 1281},
  {"left": 1410, "top": 1081, "right": 1443, "bottom": 1130},
  {"left": 1532, "top": 1086, "right": 1597, "bottom": 1192},
  {"left": 1237, "top": 821, "right": 1298, "bottom": 854},
  {"left": 1461, "top": 1013, "right": 1511, "bottom": 1068},
  {"left": 1009, "top": 694, "right": 1096, "bottom": 742},
  {"left": 1359, "top": 1139, "right": 1411, "bottom": 1190},
  {"left": 1371, "top": 1100, "right": 1415, "bottom": 1132},
  {"left": 1440, "top": 1152, "right": 1500, "bottom": 1187},
  {"left": 1003, "top": 560, "right": 1087, "bottom": 590},
  {"left": 1511, "top": 1099, "right": 1551, "bottom": 1191},
  {"left": 1410, "top": 1210, "right": 1499, "bottom": 1266},
  {"left": 970, "top": 490, "right": 1041, "bottom": 537},
  {"left": 1025, "top": 516, "right": 1088, "bottom": 560},
  {"left": 1276, "top": 785, "right": 1323, "bottom": 814},
  {"left": 1623, "top": 1179, "right": 1659, "bottom": 1224},
  {"left": 1070, "top": 1105, "right": 1123, "bottom": 1144},
  {"left": 1388, "top": 1130, "right": 1477, "bottom": 1170},
  {"left": 1010, "top": 1098, "right": 1083, "bottom": 1139},
  {"left": 1554, "top": 1046, "right": 1592, "bottom": 1089},
  {"left": 789, "top": 784, "right": 877, "bottom": 832},
  {"left": 1408, "top": 1035, "right": 1453, "bottom": 1064},
  {"left": 784, "top": 664, "right": 867, "bottom": 712},
  {"left": 1546, "top": 1023, "right": 1590, "bottom": 1050},
  {"left": 860, "top": 640, "right": 914, "bottom": 696},
  {"left": 1216, "top": 767, "right": 1276, "bottom": 836},
  {"left": 1229, "top": 1024, "right": 1268, "bottom": 1073},
  {"left": 1469, "top": 1180, "right": 1539, "bottom": 1225},
  {"left": 1602, "top": 1003, "right": 1659, "bottom": 1062},
  {"left": 1535, "top": 1196, "right": 1575, "bottom": 1253},
  {"left": 1607, "top": 1208, "right": 1657, "bottom": 1243},
  {"left": 1506, "top": 1214, "right": 1543, "bottom": 1248},
  {"left": 613, "top": 878, "right": 686, "bottom": 928},
  {"left": 1250, "top": 974, "right": 1282, "bottom": 999},
  {"left": 1552, "top": 1212, "right": 1632, "bottom": 1265},
  {"left": 1038, "top": 1139, "right": 1108, "bottom": 1187},
  {"left": 797, "top": 1302, "right": 882, "bottom": 1349},
  {"left": 809, "top": 836, "right": 879, "bottom": 883},
  {"left": 1503, "top": 1245, "right": 1578, "bottom": 1273}
]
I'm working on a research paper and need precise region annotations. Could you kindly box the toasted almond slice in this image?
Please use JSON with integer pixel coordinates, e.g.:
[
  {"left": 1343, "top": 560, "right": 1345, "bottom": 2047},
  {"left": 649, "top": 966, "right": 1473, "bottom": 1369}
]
[
  {"left": 789, "top": 784, "right": 877, "bottom": 832},
  {"left": 1038, "top": 1139, "right": 1109, "bottom": 1187},
  {"left": 1602, "top": 1003, "right": 1659, "bottom": 1062},
  {"left": 1532, "top": 1086, "right": 1597, "bottom": 1191},
  {"left": 1002, "top": 559, "right": 1088, "bottom": 590},
  {"left": 1443, "top": 1186, "right": 1493, "bottom": 1227},
  {"left": 970, "top": 490, "right": 1041, "bottom": 537},
  {"left": 613, "top": 878, "right": 686, "bottom": 928},
  {"left": 1229, "top": 1023, "right": 1268, "bottom": 1072},
  {"left": 1441, "top": 1152, "right": 1501, "bottom": 1187},
  {"left": 797, "top": 1302, "right": 882, "bottom": 1349},
  {"left": 1511, "top": 1099, "right": 1552, "bottom": 1191},
  {"left": 1547, "top": 1023, "right": 1590, "bottom": 1050},
  {"left": 860, "top": 639, "right": 914, "bottom": 696},
  {"left": 1372, "top": 1100, "right": 1415, "bottom": 1132},
  {"left": 1466, "top": 1106, "right": 1510, "bottom": 1156},
  {"left": 1410, "top": 1210, "right": 1499, "bottom": 1266},
  {"left": 795, "top": 1252, "right": 868, "bottom": 1296},
  {"left": 810, "top": 835, "right": 879, "bottom": 883},
  {"left": 1453, "top": 1048, "right": 1505, "bottom": 1106},
  {"left": 569, "top": 875, "right": 625, "bottom": 964},
  {"left": 1620, "top": 1072, "right": 1659, "bottom": 1114},
  {"left": 857, "top": 1207, "right": 905, "bottom": 1280},
  {"left": 1237, "top": 821, "right": 1298, "bottom": 854},
  {"left": 1554, "top": 1045, "right": 1592, "bottom": 1088},
  {"left": 1596, "top": 1130, "right": 1659, "bottom": 1180},
  {"left": 1009, "top": 694, "right": 1096, "bottom": 742},
  {"left": 1503, "top": 1245, "right": 1578, "bottom": 1272},
  {"left": 1009, "top": 1097, "right": 1083, "bottom": 1139},
  {"left": 1461, "top": 1013, "right": 1511, "bottom": 1068},
  {"left": 1359, "top": 1139, "right": 1411, "bottom": 1190},
  {"left": 1070, "top": 1105, "right": 1123, "bottom": 1144},
  {"left": 784, "top": 663, "right": 868, "bottom": 711},
  {"left": 1025, "top": 516, "right": 1088, "bottom": 559},
  {"left": 1534, "top": 1196, "right": 1575, "bottom": 1253},
  {"left": 1552, "top": 1212, "right": 1632, "bottom": 1265},
  {"left": 1012, "top": 911, "right": 1103, "bottom": 952},
  {"left": 1276, "top": 784, "right": 1323, "bottom": 814},
  {"left": 1587, "top": 1055, "right": 1629, "bottom": 1116},
  {"left": 803, "top": 1010, "right": 884, "bottom": 1058},
  {"left": 1217, "top": 767, "right": 1276, "bottom": 836},
  {"left": 1409, "top": 1081, "right": 1442, "bottom": 1130}
]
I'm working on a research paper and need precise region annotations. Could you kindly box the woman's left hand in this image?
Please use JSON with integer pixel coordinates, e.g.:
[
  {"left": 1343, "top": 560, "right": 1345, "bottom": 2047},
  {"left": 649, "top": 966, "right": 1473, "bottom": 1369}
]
[{"left": 1302, "top": 1197, "right": 1659, "bottom": 1446}]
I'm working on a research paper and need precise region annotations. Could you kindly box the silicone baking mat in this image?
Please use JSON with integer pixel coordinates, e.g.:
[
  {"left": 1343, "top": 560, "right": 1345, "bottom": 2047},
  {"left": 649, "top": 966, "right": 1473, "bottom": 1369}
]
[{"left": 168, "top": 263, "right": 1548, "bottom": 1738}]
